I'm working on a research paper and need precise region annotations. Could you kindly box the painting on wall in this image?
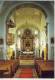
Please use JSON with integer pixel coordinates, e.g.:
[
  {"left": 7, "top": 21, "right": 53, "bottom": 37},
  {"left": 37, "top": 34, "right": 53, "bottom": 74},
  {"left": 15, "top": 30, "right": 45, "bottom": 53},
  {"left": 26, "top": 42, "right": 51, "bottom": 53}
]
[
  {"left": 51, "top": 37, "right": 54, "bottom": 44},
  {"left": 0, "top": 38, "right": 3, "bottom": 44}
]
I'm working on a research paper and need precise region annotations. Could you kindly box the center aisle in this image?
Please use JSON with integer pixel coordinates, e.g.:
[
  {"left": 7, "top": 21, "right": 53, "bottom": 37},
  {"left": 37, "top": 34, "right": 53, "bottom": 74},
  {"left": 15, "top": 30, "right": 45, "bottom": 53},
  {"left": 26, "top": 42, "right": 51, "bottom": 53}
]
[{"left": 14, "top": 68, "right": 38, "bottom": 78}]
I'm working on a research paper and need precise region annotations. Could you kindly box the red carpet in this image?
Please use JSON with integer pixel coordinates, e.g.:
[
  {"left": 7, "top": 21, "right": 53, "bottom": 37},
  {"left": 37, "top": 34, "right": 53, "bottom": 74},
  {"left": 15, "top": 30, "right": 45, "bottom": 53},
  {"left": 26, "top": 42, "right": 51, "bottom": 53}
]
[
  {"left": 16, "top": 68, "right": 33, "bottom": 78},
  {"left": 21, "top": 68, "right": 32, "bottom": 73},
  {"left": 19, "top": 73, "right": 32, "bottom": 78}
]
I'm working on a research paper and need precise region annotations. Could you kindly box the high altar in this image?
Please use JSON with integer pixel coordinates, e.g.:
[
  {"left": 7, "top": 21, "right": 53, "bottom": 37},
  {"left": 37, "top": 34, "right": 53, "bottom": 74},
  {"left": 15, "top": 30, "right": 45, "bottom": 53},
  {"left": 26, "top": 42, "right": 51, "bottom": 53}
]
[{"left": 21, "top": 29, "right": 34, "bottom": 54}]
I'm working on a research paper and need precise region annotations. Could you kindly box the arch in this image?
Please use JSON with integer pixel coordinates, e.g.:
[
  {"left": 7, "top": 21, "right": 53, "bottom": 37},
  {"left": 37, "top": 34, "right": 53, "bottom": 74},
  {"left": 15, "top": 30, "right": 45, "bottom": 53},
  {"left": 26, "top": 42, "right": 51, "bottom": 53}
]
[
  {"left": 5, "top": 2, "right": 47, "bottom": 60},
  {"left": 5, "top": 2, "right": 47, "bottom": 24},
  {"left": 16, "top": 23, "right": 40, "bottom": 32}
]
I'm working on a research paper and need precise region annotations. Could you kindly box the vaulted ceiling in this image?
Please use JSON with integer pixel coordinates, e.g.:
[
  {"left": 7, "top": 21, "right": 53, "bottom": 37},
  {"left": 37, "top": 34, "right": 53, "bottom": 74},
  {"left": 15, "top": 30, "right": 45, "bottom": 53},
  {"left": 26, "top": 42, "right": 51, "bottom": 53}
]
[
  {"left": 9, "top": 7, "right": 46, "bottom": 31},
  {"left": 0, "top": 1, "right": 54, "bottom": 31},
  {"left": 0, "top": 1, "right": 53, "bottom": 15}
]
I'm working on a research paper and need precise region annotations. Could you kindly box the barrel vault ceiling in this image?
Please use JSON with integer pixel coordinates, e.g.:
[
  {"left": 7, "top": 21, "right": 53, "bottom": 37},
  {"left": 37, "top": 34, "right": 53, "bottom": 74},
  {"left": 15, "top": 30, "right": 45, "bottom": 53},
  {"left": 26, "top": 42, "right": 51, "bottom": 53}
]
[{"left": 0, "top": 1, "right": 54, "bottom": 31}]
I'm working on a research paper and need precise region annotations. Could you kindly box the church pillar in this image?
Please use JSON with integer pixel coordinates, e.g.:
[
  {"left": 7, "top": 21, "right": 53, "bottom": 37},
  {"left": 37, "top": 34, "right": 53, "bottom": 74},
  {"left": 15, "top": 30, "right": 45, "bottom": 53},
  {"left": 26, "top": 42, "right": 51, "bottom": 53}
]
[
  {"left": 3, "top": 22, "right": 7, "bottom": 60},
  {"left": 14, "top": 30, "right": 17, "bottom": 59}
]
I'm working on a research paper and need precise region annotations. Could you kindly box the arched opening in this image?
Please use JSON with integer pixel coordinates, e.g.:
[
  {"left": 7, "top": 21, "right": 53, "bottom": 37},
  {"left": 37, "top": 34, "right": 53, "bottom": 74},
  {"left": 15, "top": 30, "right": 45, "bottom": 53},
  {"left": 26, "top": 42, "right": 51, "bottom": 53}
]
[{"left": 6, "top": 3, "right": 47, "bottom": 61}]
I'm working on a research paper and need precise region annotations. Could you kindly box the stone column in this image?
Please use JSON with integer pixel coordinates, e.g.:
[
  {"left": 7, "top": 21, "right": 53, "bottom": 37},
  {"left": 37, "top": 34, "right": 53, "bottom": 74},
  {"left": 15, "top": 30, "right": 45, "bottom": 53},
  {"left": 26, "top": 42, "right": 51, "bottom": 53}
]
[{"left": 3, "top": 21, "right": 7, "bottom": 60}]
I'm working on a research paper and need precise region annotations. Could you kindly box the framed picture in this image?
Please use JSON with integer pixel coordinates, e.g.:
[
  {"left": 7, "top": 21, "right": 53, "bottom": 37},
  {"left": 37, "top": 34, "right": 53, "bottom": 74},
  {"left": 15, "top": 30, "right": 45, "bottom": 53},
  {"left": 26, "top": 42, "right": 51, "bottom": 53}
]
[
  {"left": 0, "top": 38, "right": 3, "bottom": 44},
  {"left": 51, "top": 37, "right": 54, "bottom": 44}
]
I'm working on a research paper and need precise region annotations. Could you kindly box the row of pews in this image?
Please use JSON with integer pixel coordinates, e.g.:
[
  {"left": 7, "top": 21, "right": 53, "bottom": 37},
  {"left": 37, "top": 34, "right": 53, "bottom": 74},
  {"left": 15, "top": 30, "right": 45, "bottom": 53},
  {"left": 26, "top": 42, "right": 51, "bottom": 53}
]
[
  {"left": 35, "top": 59, "right": 54, "bottom": 78},
  {"left": 0, "top": 59, "right": 19, "bottom": 78}
]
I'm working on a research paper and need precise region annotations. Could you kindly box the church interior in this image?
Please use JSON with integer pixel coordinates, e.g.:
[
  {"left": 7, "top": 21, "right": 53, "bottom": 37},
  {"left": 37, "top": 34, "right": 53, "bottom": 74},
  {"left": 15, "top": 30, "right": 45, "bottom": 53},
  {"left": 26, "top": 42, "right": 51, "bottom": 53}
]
[{"left": 0, "top": 1, "right": 54, "bottom": 78}]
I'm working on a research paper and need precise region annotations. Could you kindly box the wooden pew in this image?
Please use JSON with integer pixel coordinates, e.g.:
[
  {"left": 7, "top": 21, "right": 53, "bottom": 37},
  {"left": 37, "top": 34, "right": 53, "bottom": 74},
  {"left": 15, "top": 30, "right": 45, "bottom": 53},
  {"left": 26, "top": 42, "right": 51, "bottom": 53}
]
[
  {"left": 4, "top": 59, "right": 19, "bottom": 76},
  {"left": 35, "top": 60, "right": 54, "bottom": 78},
  {"left": 5, "top": 60, "right": 17, "bottom": 73},
  {"left": 0, "top": 63, "right": 12, "bottom": 78},
  {"left": 0, "top": 59, "right": 19, "bottom": 78}
]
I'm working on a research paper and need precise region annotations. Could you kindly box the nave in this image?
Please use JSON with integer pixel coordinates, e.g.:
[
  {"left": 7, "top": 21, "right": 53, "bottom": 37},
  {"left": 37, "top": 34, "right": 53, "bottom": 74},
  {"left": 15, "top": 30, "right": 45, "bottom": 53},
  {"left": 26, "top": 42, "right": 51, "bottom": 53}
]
[{"left": 0, "top": 56, "right": 54, "bottom": 78}]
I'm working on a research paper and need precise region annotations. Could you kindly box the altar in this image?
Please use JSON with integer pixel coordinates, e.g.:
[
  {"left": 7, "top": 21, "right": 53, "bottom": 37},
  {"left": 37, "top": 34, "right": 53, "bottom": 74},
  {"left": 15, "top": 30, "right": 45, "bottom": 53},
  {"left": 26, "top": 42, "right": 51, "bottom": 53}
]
[
  {"left": 21, "top": 29, "right": 34, "bottom": 52},
  {"left": 23, "top": 51, "right": 33, "bottom": 54},
  {"left": 19, "top": 51, "right": 34, "bottom": 65},
  {"left": 19, "top": 29, "right": 34, "bottom": 64}
]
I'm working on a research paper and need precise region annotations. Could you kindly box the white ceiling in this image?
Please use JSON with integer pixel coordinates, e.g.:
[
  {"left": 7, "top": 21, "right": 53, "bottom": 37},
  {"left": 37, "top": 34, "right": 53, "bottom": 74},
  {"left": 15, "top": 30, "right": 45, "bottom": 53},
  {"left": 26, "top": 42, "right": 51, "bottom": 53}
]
[{"left": 10, "top": 7, "right": 46, "bottom": 31}]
